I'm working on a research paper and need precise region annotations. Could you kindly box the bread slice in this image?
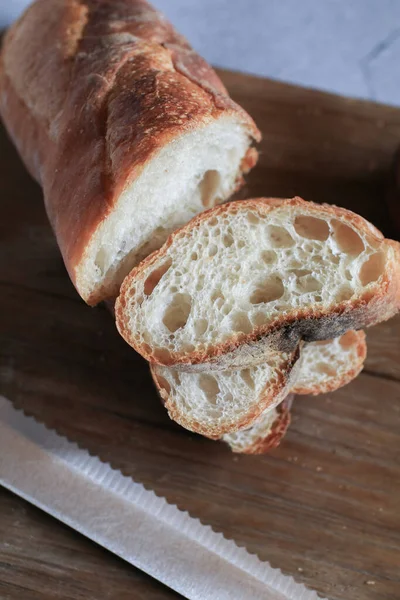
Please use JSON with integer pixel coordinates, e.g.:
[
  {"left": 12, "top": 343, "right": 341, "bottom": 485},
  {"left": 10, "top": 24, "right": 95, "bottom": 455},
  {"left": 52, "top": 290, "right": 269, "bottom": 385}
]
[
  {"left": 150, "top": 348, "right": 301, "bottom": 438},
  {"left": 0, "top": 0, "right": 259, "bottom": 305},
  {"left": 222, "top": 331, "right": 366, "bottom": 454},
  {"left": 222, "top": 395, "right": 293, "bottom": 454},
  {"left": 117, "top": 197, "right": 400, "bottom": 371},
  {"left": 151, "top": 331, "right": 365, "bottom": 439},
  {"left": 293, "top": 329, "right": 366, "bottom": 395}
]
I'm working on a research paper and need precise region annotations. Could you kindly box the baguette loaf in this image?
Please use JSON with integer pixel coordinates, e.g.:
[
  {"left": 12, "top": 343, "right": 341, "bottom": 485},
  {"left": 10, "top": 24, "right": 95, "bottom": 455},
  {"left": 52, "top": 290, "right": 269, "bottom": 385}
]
[
  {"left": 222, "top": 396, "right": 293, "bottom": 454},
  {"left": 151, "top": 348, "right": 301, "bottom": 438},
  {"left": 151, "top": 332, "right": 366, "bottom": 438},
  {"left": 117, "top": 197, "right": 400, "bottom": 371},
  {"left": 0, "top": 0, "right": 259, "bottom": 304}
]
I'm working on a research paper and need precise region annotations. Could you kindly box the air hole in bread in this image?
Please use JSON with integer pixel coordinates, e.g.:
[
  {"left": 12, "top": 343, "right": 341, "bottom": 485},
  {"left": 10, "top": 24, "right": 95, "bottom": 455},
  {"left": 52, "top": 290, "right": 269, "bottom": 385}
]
[
  {"left": 198, "top": 374, "right": 220, "bottom": 405},
  {"left": 266, "top": 225, "right": 295, "bottom": 248},
  {"left": 153, "top": 348, "right": 172, "bottom": 362},
  {"left": 195, "top": 318, "right": 208, "bottom": 336},
  {"left": 223, "top": 233, "right": 234, "bottom": 247},
  {"left": 215, "top": 298, "right": 225, "bottom": 310},
  {"left": 294, "top": 216, "right": 330, "bottom": 241},
  {"left": 252, "top": 311, "right": 269, "bottom": 326},
  {"left": 331, "top": 220, "right": 364, "bottom": 256},
  {"left": 316, "top": 362, "right": 336, "bottom": 377},
  {"left": 144, "top": 258, "right": 172, "bottom": 296},
  {"left": 339, "top": 330, "right": 359, "bottom": 350},
  {"left": 191, "top": 252, "right": 198, "bottom": 261},
  {"left": 336, "top": 284, "right": 354, "bottom": 302},
  {"left": 291, "top": 269, "right": 312, "bottom": 277},
  {"left": 94, "top": 248, "right": 107, "bottom": 273},
  {"left": 183, "top": 343, "right": 195, "bottom": 352},
  {"left": 199, "top": 170, "right": 221, "bottom": 208},
  {"left": 247, "top": 212, "right": 261, "bottom": 225},
  {"left": 296, "top": 274, "right": 322, "bottom": 293},
  {"left": 345, "top": 269, "right": 352, "bottom": 281},
  {"left": 142, "top": 330, "right": 151, "bottom": 344},
  {"left": 231, "top": 311, "right": 253, "bottom": 333},
  {"left": 224, "top": 392, "right": 234, "bottom": 404},
  {"left": 211, "top": 289, "right": 225, "bottom": 303},
  {"left": 163, "top": 293, "right": 192, "bottom": 332},
  {"left": 238, "top": 239, "right": 245, "bottom": 248},
  {"left": 240, "top": 369, "right": 255, "bottom": 389},
  {"left": 261, "top": 250, "right": 277, "bottom": 265},
  {"left": 359, "top": 251, "right": 385, "bottom": 286},
  {"left": 171, "top": 370, "right": 180, "bottom": 385},
  {"left": 250, "top": 276, "right": 284, "bottom": 304},
  {"left": 208, "top": 244, "right": 218, "bottom": 257},
  {"left": 221, "top": 303, "right": 232, "bottom": 316},
  {"left": 221, "top": 306, "right": 229, "bottom": 316},
  {"left": 142, "top": 343, "right": 152, "bottom": 355},
  {"left": 156, "top": 375, "right": 171, "bottom": 395}
]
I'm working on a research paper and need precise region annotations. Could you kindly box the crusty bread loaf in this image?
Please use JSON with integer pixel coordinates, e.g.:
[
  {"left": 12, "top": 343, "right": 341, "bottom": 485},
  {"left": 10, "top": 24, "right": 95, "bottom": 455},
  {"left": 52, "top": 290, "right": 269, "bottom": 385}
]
[
  {"left": 293, "top": 329, "right": 366, "bottom": 395},
  {"left": 0, "top": 0, "right": 259, "bottom": 304},
  {"left": 151, "top": 331, "right": 365, "bottom": 439},
  {"left": 150, "top": 348, "right": 301, "bottom": 438},
  {"left": 222, "top": 395, "right": 293, "bottom": 454},
  {"left": 117, "top": 197, "right": 400, "bottom": 372}
]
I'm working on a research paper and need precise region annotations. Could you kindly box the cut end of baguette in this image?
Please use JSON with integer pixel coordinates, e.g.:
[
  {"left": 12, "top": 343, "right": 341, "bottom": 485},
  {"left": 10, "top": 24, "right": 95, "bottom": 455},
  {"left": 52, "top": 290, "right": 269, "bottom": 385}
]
[
  {"left": 222, "top": 395, "right": 293, "bottom": 454},
  {"left": 293, "top": 329, "right": 367, "bottom": 395},
  {"left": 76, "top": 115, "right": 256, "bottom": 304},
  {"left": 117, "top": 197, "right": 400, "bottom": 371},
  {"left": 150, "top": 348, "right": 300, "bottom": 438}
]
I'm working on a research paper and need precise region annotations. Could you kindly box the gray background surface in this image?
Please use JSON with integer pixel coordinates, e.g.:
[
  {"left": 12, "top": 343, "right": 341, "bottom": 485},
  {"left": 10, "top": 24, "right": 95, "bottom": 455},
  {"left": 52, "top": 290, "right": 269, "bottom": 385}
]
[{"left": 1, "top": 0, "right": 399, "bottom": 106}]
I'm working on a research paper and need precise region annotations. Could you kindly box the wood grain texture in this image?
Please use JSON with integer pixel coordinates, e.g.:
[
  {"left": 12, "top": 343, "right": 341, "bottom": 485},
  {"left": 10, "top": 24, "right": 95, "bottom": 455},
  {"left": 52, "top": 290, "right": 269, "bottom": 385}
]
[{"left": 1, "top": 69, "right": 400, "bottom": 600}]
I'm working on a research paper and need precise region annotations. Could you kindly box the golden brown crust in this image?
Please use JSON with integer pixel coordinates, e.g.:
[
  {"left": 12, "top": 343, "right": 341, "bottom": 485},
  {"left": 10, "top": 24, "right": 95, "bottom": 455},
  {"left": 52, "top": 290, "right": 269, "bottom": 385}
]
[
  {"left": 233, "top": 395, "right": 294, "bottom": 455},
  {"left": 293, "top": 330, "right": 367, "bottom": 396},
  {"left": 116, "top": 197, "right": 400, "bottom": 371},
  {"left": 0, "top": 0, "right": 260, "bottom": 304},
  {"left": 149, "top": 346, "right": 301, "bottom": 438}
]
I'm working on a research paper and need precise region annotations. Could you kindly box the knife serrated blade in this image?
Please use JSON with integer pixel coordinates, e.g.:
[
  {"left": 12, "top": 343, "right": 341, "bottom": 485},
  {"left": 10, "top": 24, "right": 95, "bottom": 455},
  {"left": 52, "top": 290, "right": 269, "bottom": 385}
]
[{"left": 0, "top": 396, "right": 325, "bottom": 600}]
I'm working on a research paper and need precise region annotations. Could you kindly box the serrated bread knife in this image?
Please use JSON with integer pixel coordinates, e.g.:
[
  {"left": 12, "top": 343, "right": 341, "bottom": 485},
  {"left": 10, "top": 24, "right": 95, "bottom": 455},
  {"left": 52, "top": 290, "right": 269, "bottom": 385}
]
[{"left": 0, "top": 396, "right": 326, "bottom": 600}]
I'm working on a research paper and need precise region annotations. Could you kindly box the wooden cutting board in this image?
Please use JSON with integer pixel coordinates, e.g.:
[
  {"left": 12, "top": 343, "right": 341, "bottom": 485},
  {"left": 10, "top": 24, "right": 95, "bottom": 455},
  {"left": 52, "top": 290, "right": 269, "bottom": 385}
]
[{"left": 1, "top": 69, "right": 400, "bottom": 600}]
